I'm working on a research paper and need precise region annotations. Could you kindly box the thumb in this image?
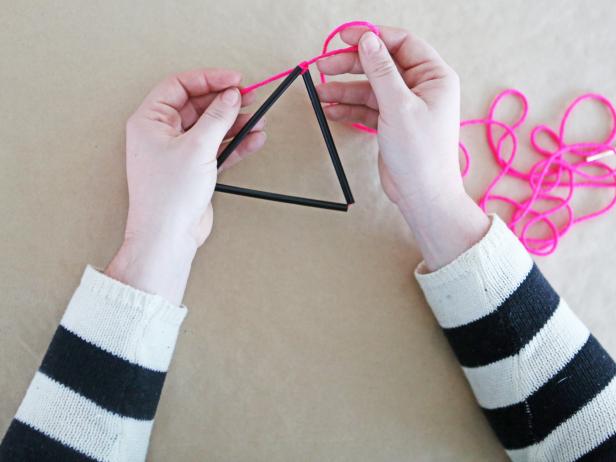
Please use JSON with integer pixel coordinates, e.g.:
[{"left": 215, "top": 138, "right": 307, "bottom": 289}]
[
  {"left": 188, "top": 87, "right": 241, "bottom": 158},
  {"left": 357, "top": 32, "right": 413, "bottom": 113}
]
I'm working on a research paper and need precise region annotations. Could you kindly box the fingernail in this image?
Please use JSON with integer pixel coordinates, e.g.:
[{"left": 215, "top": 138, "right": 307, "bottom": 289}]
[
  {"left": 222, "top": 88, "right": 240, "bottom": 105},
  {"left": 360, "top": 32, "right": 380, "bottom": 55}
]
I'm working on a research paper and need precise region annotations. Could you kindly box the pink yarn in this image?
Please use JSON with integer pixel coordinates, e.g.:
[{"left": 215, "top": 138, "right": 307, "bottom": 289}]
[
  {"left": 241, "top": 21, "right": 616, "bottom": 256},
  {"left": 240, "top": 21, "right": 380, "bottom": 95},
  {"left": 462, "top": 90, "right": 616, "bottom": 256}
]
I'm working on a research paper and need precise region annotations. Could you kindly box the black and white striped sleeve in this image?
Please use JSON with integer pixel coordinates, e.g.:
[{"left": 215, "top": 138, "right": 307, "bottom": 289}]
[
  {"left": 0, "top": 266, "right": 187, "bottom": 462},
  {"left": 416, "top": 215, "right": 616, "bottom": 461}
]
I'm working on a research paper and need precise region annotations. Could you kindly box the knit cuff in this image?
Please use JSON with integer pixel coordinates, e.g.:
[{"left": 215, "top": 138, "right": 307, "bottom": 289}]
[
  {"left": 59, "top": 266, "right": 188, "bottom": 372},
  {"left": 415, "top": 214, "right": 534, "bottom": 329}
]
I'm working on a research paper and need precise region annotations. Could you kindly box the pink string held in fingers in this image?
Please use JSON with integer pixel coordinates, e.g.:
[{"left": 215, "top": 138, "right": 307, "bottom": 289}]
[
  {"left": 241, "top": 20, "right": 616, "bottom": 256},
  {"left": 240, "top": 21, "right": 380, "bottom": 97},
  {"left": 460, "top": 90, "right": 616, "bottom": 256}
]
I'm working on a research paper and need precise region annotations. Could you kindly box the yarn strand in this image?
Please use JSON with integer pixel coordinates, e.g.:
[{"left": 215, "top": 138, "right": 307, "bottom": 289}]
[{"left": 240, "top": 21, "right": 379, "bottom": 95}]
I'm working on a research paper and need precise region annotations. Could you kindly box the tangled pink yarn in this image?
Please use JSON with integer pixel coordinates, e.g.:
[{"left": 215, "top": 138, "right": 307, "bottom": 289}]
[{"left": 461, "top": 90, "right": 616, "bottom": 256}]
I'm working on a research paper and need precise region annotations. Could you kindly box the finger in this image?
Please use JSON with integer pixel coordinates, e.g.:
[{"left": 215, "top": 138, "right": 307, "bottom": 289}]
[
  {"left": 143, "top": 68, "right": 243, "bottom": 112},
  {"left": 191, "top": 91, "right": 255, "bottom": 114},
  {"left": 238, "top": 90, "right": 256, "bottom": 107},
  {"left": 179, "top": 92, "right": 256, "bottom": 130},
  {"left": 323, "top": 104, "right": 379, "bottom": 129},
  {"left": 187, "top": 88, "right": 241, "bottom": 161},
  {"left": 217, "top": 131, "right": 267, "bottom": 172},
  {"left": 317, "top": 24, "right": 446, "bottom": 77},
  {"left": 316, "top": 81, "right": 378, "bottom": 110},
  {"left": 329, "top": 26, "right": 453, "bottom": 91},
  {"left": 316, "top": 52, "right": 363, "bottom": 76},
  {"left": 225, "top": 113, "right": 266, "bottom": 139},
  {"left": 178, "top": 101, "right": 199, "bottom": 131},
  {"left": 340, "top": 25, "right": 447, "bottom": 72},
  {"left": 357, "top": 32, "right": 415, "bottom": 112}
]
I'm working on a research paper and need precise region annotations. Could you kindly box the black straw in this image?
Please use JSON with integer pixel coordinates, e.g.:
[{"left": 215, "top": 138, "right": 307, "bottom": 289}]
[
  {"left": 217, "top": 65, "right": 304, "bottom": 168},
  {"left": 302, "top": 69, "right": 354, "bottom": 205},
  {"left": 215, "top": 184, "right": 348, "bottom": 211}
]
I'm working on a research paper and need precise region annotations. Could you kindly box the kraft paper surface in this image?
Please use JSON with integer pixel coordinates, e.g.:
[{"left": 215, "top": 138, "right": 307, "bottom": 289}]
[{"left": 1, "top": 1, "right": 616, "bottom": 461}]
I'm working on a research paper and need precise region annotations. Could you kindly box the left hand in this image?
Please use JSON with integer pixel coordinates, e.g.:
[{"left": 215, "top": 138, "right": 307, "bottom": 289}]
[{"left": 106, "top": 69, "right": 267, "bottom": 304}]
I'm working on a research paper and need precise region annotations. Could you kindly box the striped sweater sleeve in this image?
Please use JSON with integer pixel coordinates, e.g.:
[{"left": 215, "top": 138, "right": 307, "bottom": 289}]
[
  {"left": 415, "top": 215, "right": 616, "bottom": 461},
  {"left": 0, "top": 266, "right": 187, "bottom": 462}
]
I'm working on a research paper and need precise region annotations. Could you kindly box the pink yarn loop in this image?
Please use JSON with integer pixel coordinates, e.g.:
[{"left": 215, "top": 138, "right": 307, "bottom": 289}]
[
  {"left": 240, "top": 21, "right": 616, "bottom": 256},
  {"left": 461, "top": 90, "right": 616, "bottom": 256}
]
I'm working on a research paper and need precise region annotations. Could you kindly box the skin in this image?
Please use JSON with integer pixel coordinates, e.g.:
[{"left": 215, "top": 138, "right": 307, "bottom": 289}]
[
  {"left": 106, "top": 69, "right": 267, "bottom": 304},
  {"left": 316, "top": 27, "right": 490, "bottom": 272},
  {"left": 106, "top": 26, "right": 490, "bottom": 306}
]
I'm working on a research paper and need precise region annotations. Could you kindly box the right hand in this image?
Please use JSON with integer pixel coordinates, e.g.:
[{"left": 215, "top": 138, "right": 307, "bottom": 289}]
[{"left": 317, "top": 26, "right": 490, "bottom": 270}]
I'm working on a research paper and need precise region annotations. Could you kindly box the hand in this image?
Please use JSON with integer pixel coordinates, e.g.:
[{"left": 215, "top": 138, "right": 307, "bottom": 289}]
[
  {"left": 106, "top": 69, "right": 267, "bottom": 304},
  {"left": 317, "top": 27, "right": 490, "bottom": 270}
]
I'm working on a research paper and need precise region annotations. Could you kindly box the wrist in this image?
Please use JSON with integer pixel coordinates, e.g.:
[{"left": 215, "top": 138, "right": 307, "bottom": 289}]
[
  {"left": 396, "top": 180, "right": 465, "bottom": 227},
  {"left": 105, "top": 231, "right": 197, "bottom": 306},
  {"left": 399, "top": 190, "right": 490, "bottom": 272}
]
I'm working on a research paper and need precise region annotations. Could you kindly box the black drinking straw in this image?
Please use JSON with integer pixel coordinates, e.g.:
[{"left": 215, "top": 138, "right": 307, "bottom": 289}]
[
  {"left": 215, "top": 184, "right": 348, "bottom": 211},
  {"left": 215, "top": 65, "right": 354, "bottom": 212},
  {"left": 217, "top": 65, "right": 304, "bottom": 168},
  {"left": 302, "top": 69, "right": 354, "bottom": 205}
]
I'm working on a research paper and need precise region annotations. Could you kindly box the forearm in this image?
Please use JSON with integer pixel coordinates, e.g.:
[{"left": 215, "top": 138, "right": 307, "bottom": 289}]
[
  {"left": 0, "top": 267, "right": 186, "bottom": 461},
  {"left": 415, "top": 215, "right": 616, "bottom": 460}
]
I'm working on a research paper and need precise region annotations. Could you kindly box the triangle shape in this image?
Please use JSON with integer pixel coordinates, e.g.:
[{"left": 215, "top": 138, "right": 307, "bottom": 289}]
[{"left": 215, "top": 66, "right": 354, "bottom": 212}]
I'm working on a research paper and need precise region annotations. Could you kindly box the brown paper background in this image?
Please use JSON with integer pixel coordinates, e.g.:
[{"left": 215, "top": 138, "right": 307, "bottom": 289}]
[{"left": 2, "top": 1, "right": 616, "bottom": 461}]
